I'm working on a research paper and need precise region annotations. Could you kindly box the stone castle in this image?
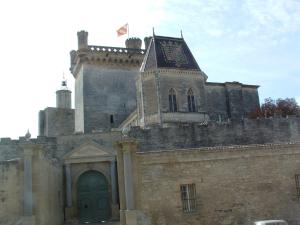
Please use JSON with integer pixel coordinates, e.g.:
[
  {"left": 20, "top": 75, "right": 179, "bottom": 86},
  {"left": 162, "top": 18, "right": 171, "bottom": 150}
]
[{"left": 1, "top": 30, "right": 300, "bottom": 225}]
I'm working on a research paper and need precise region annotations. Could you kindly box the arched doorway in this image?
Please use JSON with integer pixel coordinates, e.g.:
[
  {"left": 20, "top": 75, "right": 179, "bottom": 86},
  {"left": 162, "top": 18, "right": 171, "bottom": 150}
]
[{"left": 77, "top": 170, "right": 111, "bottom": 223}]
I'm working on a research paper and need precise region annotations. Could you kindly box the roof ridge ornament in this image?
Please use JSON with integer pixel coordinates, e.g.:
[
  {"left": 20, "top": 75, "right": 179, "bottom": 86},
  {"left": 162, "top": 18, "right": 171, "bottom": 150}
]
[
  {"left": 25, "top": 129, "right": 31, "bottom": 141},
  {"left": 59, "top": 72, "right": 69, "bottom": 91}
]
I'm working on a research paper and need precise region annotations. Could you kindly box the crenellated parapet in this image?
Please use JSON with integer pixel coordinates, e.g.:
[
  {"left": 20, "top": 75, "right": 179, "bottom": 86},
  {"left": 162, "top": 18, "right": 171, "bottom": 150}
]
[
  {"left": 70, "top": 45, "right": 145, "bottom": 77},
  {"left": 125, "top": 37, "right": 142, "bottom": 49},
  {"left": 70, "top": 31, "right": 146, "bottom": 78}
]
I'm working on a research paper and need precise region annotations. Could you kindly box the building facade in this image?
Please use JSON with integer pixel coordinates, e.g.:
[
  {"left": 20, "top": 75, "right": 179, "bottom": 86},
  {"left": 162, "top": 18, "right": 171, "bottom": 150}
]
[{"left": 0, "top": 31, "right": 300, "bottom": 225}]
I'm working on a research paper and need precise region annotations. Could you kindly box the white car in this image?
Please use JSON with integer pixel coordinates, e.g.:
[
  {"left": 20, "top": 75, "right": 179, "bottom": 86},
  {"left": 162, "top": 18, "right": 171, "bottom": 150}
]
[{"left": 254, "top": 220, "right": 288, "bottom": 225}]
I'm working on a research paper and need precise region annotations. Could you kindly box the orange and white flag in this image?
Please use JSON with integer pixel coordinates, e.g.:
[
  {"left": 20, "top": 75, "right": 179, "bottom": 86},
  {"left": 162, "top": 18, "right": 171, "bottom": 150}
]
[{"left": 117, "top": 23, "right": 128, "bottom": 37}]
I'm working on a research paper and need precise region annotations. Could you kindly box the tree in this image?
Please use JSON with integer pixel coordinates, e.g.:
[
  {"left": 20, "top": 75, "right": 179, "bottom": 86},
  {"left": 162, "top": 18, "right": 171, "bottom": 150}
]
[
  {"left": 261, "top": 97, "right": 276, "bottom": 118},
  {"left": 248, "top": 97, "right": 300, "bottom": 118},
  {"left": 276, "top": 98, "right": 300, "bottom": 117}
]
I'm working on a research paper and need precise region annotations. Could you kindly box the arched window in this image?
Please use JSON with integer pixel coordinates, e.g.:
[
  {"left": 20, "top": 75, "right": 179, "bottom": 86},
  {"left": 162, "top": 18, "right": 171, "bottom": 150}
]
[
  {"left": 187, "top": 89, "right": 196, "bottom": 112},
  {"left": 169, "top": 88, "right": 177, "bottom": 112}
]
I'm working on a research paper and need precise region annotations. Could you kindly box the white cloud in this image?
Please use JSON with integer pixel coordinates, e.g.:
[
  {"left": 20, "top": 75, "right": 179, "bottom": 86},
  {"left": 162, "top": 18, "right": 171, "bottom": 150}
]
[{"left": 243, "top": 0, "right": 300, "bottom": 38}]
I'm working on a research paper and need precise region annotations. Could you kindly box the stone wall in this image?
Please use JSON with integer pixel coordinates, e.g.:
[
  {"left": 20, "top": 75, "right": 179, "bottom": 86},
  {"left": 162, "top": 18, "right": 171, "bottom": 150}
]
[
  {"left": 0, "top": 160, "right": 22, "bottom": 225},
  {"left": 138, "top": 70, "right": 208, "bottom": 126},
  {"left": 158, "top": 72, "right": 206, "bottom": 113},
  {"left": 0, "top": 139, "right": 21, "bottom": 160},
  {"left": 0, "top": 137, "right": 57, "bottom": 161},
  {"left": 142, "top": 75, "right": 159, "bottom": 124},
  {"left": 0, "top": 141, "right": 63, "bottom": 225},
  {"left": 39, "top": 107, "right": 75, "bottom": 137},
  {"left": 81, "top": 64, "right": 140, "bottom": 133},
  {"left": 205, "top": 82, "right": 228, "bottom": 120},
  {"left": 129, "top": 117, "right": 300, "bottom": 151},
  {"left": 32, "top": 147, "right": 63, "bottom": 225},
  {"left": 241, "top": 86, "right": 260, "bottom": 115},
  {"left": 134, "top": 143, "right": 300, "bottom": 225},
  {"left": 205, "top": 82, "right": 259, "bottom": 121}
]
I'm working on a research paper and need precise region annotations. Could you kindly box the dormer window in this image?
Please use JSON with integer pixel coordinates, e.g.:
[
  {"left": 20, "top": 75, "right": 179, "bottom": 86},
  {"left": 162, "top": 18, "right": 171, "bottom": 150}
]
[
  {"left": 187, "top": 89, "right": 196, "bottom": 112},
  {"left": 169, "top": 88, "right": 178, "bottom": 112}
]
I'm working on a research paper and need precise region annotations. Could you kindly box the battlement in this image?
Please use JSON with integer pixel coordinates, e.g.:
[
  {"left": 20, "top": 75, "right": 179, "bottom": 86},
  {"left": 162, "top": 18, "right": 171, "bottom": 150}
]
[
  {"left": 88, "top": 45, "right": 145, "bottom": 55},
  {"left": 70, "top": 31, "right": 146, "bottom": 76},
  {"left": 70, "top": 44, "right": 146, "bottom": 76},
  {"left": 125, "top": 37, "right": 142, "bottom": 49}
]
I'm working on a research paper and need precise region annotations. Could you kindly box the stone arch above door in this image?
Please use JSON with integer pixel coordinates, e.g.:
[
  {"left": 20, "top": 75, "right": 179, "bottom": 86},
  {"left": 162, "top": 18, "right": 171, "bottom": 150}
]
[
  {"left": 63, "top": 140, "right": 119, "bottom": 223},
  {"left": 63, "top": 140, "right": 116, "bottom": 164}
]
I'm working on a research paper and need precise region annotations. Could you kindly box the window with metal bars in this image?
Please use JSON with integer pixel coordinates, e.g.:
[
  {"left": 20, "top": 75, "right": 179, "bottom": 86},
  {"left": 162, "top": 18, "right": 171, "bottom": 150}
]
[
  {"left": 187, "top": 89, "right": 196, "bottom": 112},
  {"left": 295, "top": 174, "right": 300, "bottom": 199},
  {"left": 180, "top": 183, "right": 197, "bottom": 213},
  {"left": 169, "top": 88, "right": 178, "bottom": 112}
]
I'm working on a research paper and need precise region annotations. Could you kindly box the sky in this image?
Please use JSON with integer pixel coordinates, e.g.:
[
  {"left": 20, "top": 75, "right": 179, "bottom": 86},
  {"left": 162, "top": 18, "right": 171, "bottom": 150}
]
[{"left": 0, "top": 0, "right": 299, "bottom": 139}]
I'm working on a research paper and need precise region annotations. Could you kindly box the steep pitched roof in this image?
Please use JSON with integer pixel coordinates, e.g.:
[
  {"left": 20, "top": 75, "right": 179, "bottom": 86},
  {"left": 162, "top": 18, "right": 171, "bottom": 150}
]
[{"left": 141, "top": 35, "right": 201, "bottom": 72}]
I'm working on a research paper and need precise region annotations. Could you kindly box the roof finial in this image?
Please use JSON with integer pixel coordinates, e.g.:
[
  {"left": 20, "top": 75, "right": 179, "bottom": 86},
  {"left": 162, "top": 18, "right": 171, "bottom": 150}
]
[
  {"left": 25, "top": 129, "right": 31, "bottom": 141},
  {"left": 152, "top": 27, "right": 155, "bottom": 36},
  {"left": 181, "top": 29, "right": 184, "bottom": 39},
  {"left": 60, "top": 72, "right": 68, "bottom": 90}
]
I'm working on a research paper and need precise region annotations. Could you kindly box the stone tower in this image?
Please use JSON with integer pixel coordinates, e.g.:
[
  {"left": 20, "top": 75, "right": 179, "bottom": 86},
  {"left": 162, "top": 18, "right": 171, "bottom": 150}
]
[
  {"left": 137, "top": 35, "right": 209, "bottom": 127},
  {"left": 38, "top": 79, "right": 75, "bottom": 137},
  {"left": 56, "top": 79, "right": 72, "bottom": 109},
  {"left": 69, "top": 31, "right": 145, "bottom": 133}
]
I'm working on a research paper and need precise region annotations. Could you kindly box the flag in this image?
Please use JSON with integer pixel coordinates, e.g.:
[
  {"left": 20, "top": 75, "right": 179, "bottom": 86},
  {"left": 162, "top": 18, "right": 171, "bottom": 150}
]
[{"left": 117, "top": 23, "right": 128, "bottom": 37}]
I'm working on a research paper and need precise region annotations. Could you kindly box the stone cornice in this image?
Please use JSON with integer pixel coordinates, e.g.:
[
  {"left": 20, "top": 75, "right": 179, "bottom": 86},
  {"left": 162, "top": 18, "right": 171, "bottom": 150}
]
[
  {"left": 141, "top": 69, "right": 206, "bottom": 80},
  {"left": 206, "top": 82, "right": 259, "bottom": 89},
  {"left": 70, "top": 45, "right": 146, "bottom": 78},
  {"left": 137, "top": 142, "right": 300, "bottom": 164}
]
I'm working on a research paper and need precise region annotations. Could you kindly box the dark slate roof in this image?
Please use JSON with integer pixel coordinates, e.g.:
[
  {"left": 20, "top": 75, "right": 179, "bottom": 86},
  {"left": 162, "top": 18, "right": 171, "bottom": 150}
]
[{"left": 141, "top": 35, "right": 200, "bottom": 71}]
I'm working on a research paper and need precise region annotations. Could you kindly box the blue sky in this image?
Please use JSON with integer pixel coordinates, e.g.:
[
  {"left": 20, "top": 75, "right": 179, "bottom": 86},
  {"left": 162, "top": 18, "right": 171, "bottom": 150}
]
[{"left": 0, "top": 0, "right": 299, "bottom": 138}]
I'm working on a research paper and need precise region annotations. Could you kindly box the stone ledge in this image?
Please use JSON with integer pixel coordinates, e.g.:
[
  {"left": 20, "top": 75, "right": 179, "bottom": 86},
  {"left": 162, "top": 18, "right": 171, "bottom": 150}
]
[{"left": 137, "top": 142, "right": 300, "bottom": 155}]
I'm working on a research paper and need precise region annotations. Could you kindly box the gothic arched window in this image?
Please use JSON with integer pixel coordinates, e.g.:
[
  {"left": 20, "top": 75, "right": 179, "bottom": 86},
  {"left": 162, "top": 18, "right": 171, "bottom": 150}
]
[
  {"left": 187, "top": 89, "right": 196, "bottom": 112},
  {"left": 169, "top": 88, "right": 177, "bottom": 112}
]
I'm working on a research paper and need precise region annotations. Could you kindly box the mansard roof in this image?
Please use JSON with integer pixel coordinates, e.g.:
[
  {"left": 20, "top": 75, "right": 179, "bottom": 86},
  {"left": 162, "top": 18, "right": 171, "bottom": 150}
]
[{"left": 141, "top": 35, "right": 201, "bottom": 72}]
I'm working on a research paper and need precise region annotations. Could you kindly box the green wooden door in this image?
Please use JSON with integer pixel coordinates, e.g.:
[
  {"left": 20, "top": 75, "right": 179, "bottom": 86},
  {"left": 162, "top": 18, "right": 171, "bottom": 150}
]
[{"left": 77, "top": 170, "right": 110, "bottom": 223}]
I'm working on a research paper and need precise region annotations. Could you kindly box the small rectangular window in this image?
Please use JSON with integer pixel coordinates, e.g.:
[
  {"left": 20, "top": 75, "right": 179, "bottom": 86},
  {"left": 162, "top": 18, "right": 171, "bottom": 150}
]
[
  {"left": 180, "top": 183, "right": 197, "bottom": 213},
  {"left": 110, "top": 115, "right": 114, "bottom": 124},
  {"left": 295, "top": 174, "right": 300, "bottom": 199}
]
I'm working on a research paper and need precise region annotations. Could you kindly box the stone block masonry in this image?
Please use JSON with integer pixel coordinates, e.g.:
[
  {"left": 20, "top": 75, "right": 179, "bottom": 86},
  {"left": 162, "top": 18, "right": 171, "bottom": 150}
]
[
  {"left": 0, "top": 160, "right": 22, "bottom": 225},
  {"left": 134, "top": 143, "right": 300, "bottom": 225},
  {"left": 129, "top": 117, "right": 300, "bottom": 151}
]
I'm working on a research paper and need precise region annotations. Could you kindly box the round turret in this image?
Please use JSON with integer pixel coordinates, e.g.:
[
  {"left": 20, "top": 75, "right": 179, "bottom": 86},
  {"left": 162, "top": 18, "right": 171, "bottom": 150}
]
[
  {"left": 125, "top": 38, "right": 142, "bottom": 49},
  {"left": 56, "top": 79, "right": 72, "bottom": 109}
]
